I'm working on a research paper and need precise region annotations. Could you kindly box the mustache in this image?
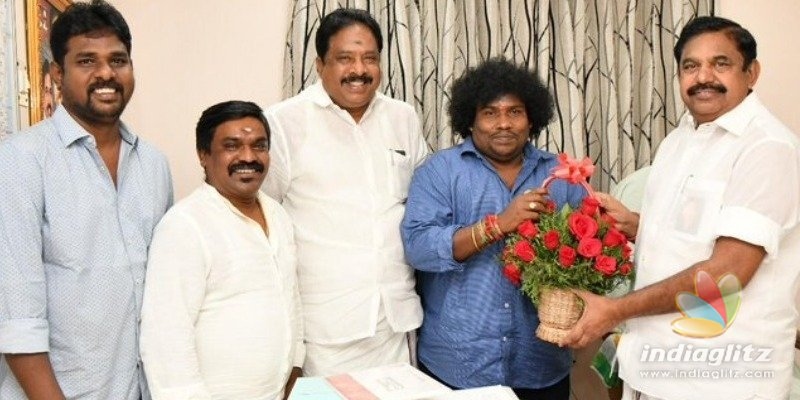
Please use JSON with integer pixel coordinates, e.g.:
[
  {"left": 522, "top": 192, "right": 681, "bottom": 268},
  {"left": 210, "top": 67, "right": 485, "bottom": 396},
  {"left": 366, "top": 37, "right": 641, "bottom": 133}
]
[
  {"left": 687, "top": 83, "right": 727, "bottom": 95},
  {"left": 341, "top": 74, "right": 373, "bottom": 85},
  {"left": 228, "top": 161, "right": 265, "bottom": 176},
  {"left": 88, "top": 80, "right": 123, "bottom": 94}
]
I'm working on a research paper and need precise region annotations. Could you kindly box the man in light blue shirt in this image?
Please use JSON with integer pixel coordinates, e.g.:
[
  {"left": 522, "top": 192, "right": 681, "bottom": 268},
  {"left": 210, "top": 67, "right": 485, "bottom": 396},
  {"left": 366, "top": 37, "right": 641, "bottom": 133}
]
[
  {"left": 0, "top": 1, "right": 172, "bottom": 399},
  {"left": 401, "top": 58, "right": 584, "bottom": 400}
]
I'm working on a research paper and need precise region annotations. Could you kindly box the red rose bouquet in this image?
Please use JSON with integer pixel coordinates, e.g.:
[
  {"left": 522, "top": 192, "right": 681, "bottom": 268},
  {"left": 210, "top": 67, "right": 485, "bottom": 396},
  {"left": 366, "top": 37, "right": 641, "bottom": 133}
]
[{"left": 501, "top": 154, "right": 634, "bottom": 343}]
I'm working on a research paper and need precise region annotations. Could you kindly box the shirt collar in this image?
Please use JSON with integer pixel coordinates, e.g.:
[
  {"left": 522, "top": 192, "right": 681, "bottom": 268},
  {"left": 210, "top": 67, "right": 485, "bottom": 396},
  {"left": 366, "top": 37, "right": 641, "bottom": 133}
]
[
  {"left": 200, "top": 182, "right": 270, "bottom": 220},
  {"left": 680, "top": 93, "right": 761, "bottom": 137},
  {"left": 51, "top": 105, "right": 138, "bottom": 148}
]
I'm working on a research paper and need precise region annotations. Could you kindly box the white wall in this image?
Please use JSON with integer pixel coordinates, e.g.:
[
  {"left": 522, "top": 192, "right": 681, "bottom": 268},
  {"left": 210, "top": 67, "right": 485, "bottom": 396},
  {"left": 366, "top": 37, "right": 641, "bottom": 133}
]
[
  {"left": 111, "top": 0, "right": 291, "bottom": 199},
  {"left": 109, "top": 0, "right": 797, "bottom": 200},
  {"left": 718, "top": 0, "right": 800, "bottom": 134}
]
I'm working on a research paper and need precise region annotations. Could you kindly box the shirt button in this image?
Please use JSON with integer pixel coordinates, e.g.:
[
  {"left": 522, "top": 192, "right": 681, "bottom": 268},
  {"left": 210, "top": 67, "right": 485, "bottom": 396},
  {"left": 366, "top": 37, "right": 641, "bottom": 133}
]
[
  {"left": 504, "top": 303, "right": 510, "bottom": 309},
  {"left": 502, "top": 336, "right": 507, "bottom": 342}
]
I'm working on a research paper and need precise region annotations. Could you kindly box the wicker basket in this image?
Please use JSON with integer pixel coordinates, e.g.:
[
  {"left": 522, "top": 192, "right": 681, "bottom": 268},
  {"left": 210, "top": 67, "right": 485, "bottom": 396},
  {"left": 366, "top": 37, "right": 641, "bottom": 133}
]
[{"left": 536, "top": 288, "right": 584, "bottom": 344}]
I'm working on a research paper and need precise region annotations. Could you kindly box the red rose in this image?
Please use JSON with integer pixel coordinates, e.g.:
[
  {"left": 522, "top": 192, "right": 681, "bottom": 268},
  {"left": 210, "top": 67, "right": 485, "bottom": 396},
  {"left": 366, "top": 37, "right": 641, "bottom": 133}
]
[
  {"left": 602, "top": 228, "right": 627, "bottom": 247},
  {"left": 594, "top": 255, "right": 617, "bottom": 276},
  {"left": 543, "top": 230, "right": 560, "bottom": 250},
  {"left": 558, "top": 245, "right": 577, "bottom": 268},
  {"left": 517, "top": 220, "right": 538, "bottom": 239},
  {"left": 503, "top": 263, "right": 522, "bottom": 286},
  {"left": 620, "top": 262, "right": 633, "bottom": 276},
  {"left": 581, "top": 197, "right": 601, "bottom": 215},
  {"left": 577, "top": 237, "right": 602, "bottom": 258},
  {"left": 514, "top": 240, "right": 536, "bottom": 262},
  {"left": 568, "top": 212, "right": 599, "bottom": 239},
  {"left": 622, "top": 243, "right": 632, "bottom": 259},
  {"left": 545, "top": 200, "right": 556, "bottom": 213}
]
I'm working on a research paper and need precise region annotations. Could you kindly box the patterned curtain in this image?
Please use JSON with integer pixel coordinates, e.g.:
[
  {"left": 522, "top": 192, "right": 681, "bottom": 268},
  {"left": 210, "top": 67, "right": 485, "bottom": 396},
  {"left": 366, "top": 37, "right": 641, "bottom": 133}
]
[
  {"left": 282, "top": 0, "right": 714, "bottom": 190},
  {"left": 0, "top": 0, "right": 18, "bottom": 140}
]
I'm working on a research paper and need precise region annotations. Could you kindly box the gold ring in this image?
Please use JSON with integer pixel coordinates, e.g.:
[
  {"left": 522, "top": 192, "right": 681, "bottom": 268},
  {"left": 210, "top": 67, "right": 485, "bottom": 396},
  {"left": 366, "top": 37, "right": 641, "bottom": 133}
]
[{"left": 529, "top": 202, "right": 537, "bottom": 211}]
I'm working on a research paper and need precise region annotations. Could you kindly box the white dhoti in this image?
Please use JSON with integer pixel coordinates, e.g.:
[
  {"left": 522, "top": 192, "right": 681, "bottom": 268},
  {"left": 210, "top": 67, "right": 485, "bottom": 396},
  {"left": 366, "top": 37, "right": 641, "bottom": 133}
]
[{"left": 303, "top": 307, "right": 414, "bottom": 377}]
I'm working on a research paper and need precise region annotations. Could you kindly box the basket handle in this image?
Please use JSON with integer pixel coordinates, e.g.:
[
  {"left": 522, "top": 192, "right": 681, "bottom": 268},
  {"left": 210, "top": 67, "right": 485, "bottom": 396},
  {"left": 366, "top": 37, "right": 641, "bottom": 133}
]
[{"left": 540, "top": 153, "right": 597, "bottom": 199}]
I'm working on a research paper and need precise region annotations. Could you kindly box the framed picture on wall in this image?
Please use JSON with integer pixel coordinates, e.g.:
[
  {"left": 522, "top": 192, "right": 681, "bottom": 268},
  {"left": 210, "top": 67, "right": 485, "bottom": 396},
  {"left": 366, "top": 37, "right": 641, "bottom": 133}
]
[{"left": 26, "top": 0, "right": 71, "bottom": 124}]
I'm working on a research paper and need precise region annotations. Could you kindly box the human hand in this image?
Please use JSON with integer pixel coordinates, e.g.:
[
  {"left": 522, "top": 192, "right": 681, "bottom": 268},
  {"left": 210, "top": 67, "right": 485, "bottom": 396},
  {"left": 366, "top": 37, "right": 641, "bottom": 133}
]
[
  {"left": 497, "top": 188, "right": 550, "bottom": 234},
  {"left": 595, "top": 192, "right": 639, "bottom": 239},
  {"left": 558, "top": 290, "right": 622, "bottom": 349}
]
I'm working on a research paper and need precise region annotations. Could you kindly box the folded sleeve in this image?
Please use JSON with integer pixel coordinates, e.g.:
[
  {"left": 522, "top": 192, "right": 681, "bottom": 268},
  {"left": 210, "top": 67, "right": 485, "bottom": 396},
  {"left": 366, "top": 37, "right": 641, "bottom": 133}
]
[
  {"left": 401, "top": 158, "right": 466, "bottom": 273},
  {"left": 713, "top": 139, "right": 800, "bottom": 259},
  {"left": 0, "top": 142, "right": 49, "bottom": 354}
]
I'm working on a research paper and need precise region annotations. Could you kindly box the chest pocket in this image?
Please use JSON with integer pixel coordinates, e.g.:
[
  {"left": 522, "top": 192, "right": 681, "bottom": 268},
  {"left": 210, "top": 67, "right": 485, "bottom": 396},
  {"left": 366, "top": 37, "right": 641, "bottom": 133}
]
[
  {"left": 668, "top": 176, "right": 726, "bottom": 242},
  {"left": 386, "top": 149, "right": 413, "bottom": 200}
]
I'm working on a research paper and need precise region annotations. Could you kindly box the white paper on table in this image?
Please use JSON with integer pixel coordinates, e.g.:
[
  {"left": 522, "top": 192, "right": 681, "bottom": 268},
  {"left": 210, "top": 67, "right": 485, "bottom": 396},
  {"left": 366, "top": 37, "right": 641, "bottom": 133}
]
[
  {"left": 346, "top": 363, "right": 452, "bottom": 400},
  {"left": 422, "top": 385, "right": 519, "bottom": 400}
]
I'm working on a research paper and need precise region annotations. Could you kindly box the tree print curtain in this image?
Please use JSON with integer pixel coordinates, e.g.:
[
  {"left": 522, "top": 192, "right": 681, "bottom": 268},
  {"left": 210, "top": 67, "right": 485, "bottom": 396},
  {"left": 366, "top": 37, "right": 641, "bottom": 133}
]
[{"left": 281, "top": 0, "right": 714, "bottom": 190}]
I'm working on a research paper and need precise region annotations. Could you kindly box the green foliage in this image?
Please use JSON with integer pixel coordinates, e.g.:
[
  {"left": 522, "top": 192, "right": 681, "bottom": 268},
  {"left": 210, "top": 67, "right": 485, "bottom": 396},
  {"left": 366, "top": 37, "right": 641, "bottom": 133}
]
[{"left": 502, "top": 203, "right": 635, "bottom": 305}]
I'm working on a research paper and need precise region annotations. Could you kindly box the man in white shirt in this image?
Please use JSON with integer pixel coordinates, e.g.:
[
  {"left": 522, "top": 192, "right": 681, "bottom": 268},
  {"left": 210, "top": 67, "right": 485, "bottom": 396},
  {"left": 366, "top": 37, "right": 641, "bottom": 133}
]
[
  {"left": 263, "top": 8, "right": 430, "bottom": 376},
  {"left": 561, "top": 16, "right": 800, "bottom": 400},
  {"left": 140, "top": 101, "right": 304, "bottom": 399}
]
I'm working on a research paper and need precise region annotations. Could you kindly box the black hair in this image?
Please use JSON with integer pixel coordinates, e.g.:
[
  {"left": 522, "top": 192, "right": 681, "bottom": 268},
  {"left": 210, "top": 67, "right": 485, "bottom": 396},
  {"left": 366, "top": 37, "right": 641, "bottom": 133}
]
[
  {"left": 196, "top": 101, "right": 270, "bottom": 153},
  {"left": 315, "top": 8, "right": 383, "bottom": 59},
  {"left": 448, "top": 57, "right": 553, "bottom": 140},
  {"left": 674, "top": 16, "right": 757, "bottom": 70},
  {"left": 50, "top": 0, "right": 132, "bottom": 67}
]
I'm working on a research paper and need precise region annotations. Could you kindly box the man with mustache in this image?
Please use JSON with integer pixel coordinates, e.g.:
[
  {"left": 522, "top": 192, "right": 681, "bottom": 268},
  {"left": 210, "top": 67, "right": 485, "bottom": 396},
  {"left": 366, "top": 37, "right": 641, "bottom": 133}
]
[
  {"left": 561, "top": 16, "right": 800, "bottom": 400},
  {"left": 0, "top": 1, "right": 173, "bottom": 399},
  {"left": 262, "top": 8, "right": 430, "bottom": 376},
  {"left": 140, "top": 101, "right": 303, "bottom": 399},
  {"left": 401, "top": 58, "right": 585, "bottom": 400}
]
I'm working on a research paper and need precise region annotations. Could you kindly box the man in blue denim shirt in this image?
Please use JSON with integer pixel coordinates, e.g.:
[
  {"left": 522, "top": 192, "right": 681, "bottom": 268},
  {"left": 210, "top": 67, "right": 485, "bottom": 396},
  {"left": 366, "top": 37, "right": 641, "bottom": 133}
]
[{"left": 401, "top": 58, "right": 584, "bottom": 400}]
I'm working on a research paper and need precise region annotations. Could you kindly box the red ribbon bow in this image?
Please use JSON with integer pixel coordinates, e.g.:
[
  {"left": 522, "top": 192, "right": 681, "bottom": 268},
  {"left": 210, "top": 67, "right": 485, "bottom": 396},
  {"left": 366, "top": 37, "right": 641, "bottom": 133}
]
[
  {"left": 552, "top": 153, "right": 595, "bottom": 183},
  {"left": 541, "top": 153, "right": 596, "bottom": 196}
]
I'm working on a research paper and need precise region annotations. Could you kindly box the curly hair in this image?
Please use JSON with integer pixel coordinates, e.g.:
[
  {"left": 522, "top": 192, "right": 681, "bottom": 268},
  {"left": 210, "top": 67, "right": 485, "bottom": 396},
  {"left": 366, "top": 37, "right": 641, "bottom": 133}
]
[{"left": 448, "top": 58, "right": 553, "bottom": 140}]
